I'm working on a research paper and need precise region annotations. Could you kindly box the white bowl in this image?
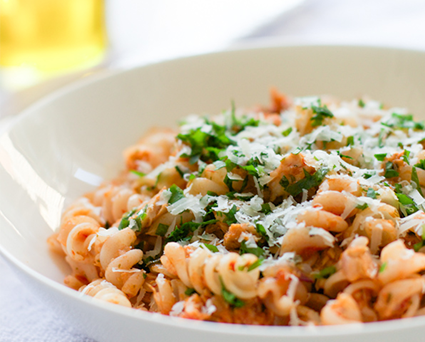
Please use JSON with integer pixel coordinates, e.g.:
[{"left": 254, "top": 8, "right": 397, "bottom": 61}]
[{"left": 1, "top": 45, "right": 425, "bottom": 342}]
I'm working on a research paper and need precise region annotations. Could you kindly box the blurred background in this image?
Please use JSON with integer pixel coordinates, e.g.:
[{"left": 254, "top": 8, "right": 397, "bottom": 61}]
[
  {"left": 1, "top": 0, "right": 425, "bottom": 340},
  {"left": 1, "top": 0, "right": 425, "bottom": 118}
]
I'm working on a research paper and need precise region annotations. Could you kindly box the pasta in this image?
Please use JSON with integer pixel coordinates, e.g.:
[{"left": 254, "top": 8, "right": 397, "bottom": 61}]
[{"left": 49, "top": 90, "right": 425, "bottom": 325}]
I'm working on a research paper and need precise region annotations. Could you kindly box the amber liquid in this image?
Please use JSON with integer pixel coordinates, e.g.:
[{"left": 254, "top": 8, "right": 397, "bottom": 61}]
[{"left": 0, "top": 0, "right": 106, "bottom": 73}]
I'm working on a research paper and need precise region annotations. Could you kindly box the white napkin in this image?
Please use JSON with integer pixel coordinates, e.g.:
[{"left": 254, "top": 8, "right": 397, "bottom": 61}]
[{"left": 0, "top": 255, "right": 95, "bottom": 342}]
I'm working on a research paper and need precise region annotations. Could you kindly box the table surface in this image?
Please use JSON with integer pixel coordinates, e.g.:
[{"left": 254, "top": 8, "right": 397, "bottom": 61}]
[{"left": 1, "top": 0, "right": 425, "bottom": 341}]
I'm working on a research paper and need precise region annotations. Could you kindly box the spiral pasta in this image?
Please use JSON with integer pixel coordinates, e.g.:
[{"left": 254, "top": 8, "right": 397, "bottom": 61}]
[{"left": 49, "top": 90, "right": 425, "bottom": 325}]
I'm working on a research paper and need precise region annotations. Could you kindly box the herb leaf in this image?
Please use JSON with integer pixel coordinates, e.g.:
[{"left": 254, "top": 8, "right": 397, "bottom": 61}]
[
  {"left": 155, "top": 223, "right": 169, "bottom": 237},
  {"left": 282, "top": 127, "right": 293, "bottom": 137},
  {"left": 221, "top": 278, "right": 245, "bottom": 307},
  {"left": 168, "top": 184, "right": 185, "bottom": 204},
  {"left": 224, "top": 205, "right": 238, "bottom": 225},
  {"left": 356, "top": 203, "right": 369, "bottom": 210},
  {"left": 382, "top": 113, "right": 425, "bottom": 130},
  {"left": 415, "top": 159, "right": 425, "bottom": 170},
  {"left": 185, "top": 288, "right": 196, "bottom": 296},
  {"left": 384, "top": 162, "right": 399, "bottom": 178},
  {"left": 239, "top": 240, "right": 264, "bottom": 258},
  {"left": 396, "top": 192, "right": 419, "bottom": 216},
  {"left": 374, "top": 153, "right": 387, "bottom": 161},
  {"left": 310, "top": 105, "right": 334, "bottom": 127},
  {"left": 283, "top": 167, "right": 329, "bottom": 197},
  {"left": 203, "top": 243, "right": 219, "bottom": 253},
  {"left": 313, "top": 266, "right": 336, "bottom": 279},
  {"left": 367, "top": 188, "right": 377, "bottom": 199},
  {"left": 130, "top": 170, "right": 146, "bottom": 177},
  {"left": 411, "top": 166, "right": 424, "bottom": 197},
  {"left": 165, "top": 219, "right": 217, "bottom": 243}
]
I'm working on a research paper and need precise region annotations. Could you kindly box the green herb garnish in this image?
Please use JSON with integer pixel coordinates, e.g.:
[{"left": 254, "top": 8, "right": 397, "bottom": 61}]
[
  {"left": 310, "top": 105, "right": 334, "bottom": 127},
  {"left": 374, "top": 153, "right": 387, "bottom": 161},
  {"left": 282, "top": 127, "right": 293, "bottom": 137},
  {"left": 283, "top": 167, "right": 329, "bottom": 197},
  {"left": 382, "top": 113, "right": 425, "bottom": 130},
  {"left": 384, "top": 162, "right": 399, "bottom": 178},
  {"left": 155, "top": 223, "right": 169, "bottom": 237},
  {"left": 367, "top": 188, "right": 377, "bottom": 199},
  {"left": 411, "top": 166, "right": 424, "bottom": 196},
  {"left": 130, "top": 170, "right": 146, "bottom": 177},
  {"left": 165, "top": 219, "right": 217, "bottom": 243},
  {"left": 221, "top": 278, "right": 245, "bottom": 308},
  {"left": 239, "top": 240, "right": 264, "bottom": 258},
  {"left": 356, "top": 203, "right": 369, "bottom": 210},
  {"left": 168, "top": 184, "right": 185, "bottom": 204},
  {"left": 313, "top": 266, "right": 336, "bottom": 279},
  {"left": 185, "top": 288, "right": 196, "bottom": 296},
  {"left": 203, "top": 243, "right": 219, "bottom": 253}
]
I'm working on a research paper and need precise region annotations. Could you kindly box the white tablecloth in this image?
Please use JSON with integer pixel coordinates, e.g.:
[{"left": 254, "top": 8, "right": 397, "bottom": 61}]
[
  {"left": 0, "top": 257, "right": 94, "bottom": 342},
  {"left": 1, "top": 0, "right": 425, "bottom": 341}
]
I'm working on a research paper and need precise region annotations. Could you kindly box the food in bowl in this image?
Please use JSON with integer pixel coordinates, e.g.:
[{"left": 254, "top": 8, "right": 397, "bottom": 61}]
[{"left": 48, "top": 89, "right": 425, "bottom": 326}]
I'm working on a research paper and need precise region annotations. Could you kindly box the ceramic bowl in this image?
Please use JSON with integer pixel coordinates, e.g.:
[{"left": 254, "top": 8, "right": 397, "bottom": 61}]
[{"left": 1, "top": 45, "right": 425, "bottom": 342}]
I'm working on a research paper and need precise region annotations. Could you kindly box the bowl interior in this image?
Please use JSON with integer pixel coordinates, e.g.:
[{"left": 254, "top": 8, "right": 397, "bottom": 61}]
[{"left": 1, "top": 44, "right": 425, "bottom": 340}]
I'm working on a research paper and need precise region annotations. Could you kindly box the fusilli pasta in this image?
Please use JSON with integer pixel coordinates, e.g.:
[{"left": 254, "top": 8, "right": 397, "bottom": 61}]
[{"left": 49, "top": 90, "right": 425, "bottom": 325}]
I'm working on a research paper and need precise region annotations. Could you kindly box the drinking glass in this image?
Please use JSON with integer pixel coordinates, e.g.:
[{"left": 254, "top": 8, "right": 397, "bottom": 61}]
[{"left": 0, "top": 0, "right": 106, "bottom": 89}]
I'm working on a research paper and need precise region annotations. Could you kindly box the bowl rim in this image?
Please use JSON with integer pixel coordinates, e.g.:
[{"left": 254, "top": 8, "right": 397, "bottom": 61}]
[
  {"left": 2, "top": 43, "right": 425, "bottom": 336},
  {"left": 5, "top": 42, "right": 425, "bottom": 125}
]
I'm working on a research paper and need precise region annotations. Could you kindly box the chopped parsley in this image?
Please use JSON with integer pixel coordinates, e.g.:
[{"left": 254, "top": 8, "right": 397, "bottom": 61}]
[
  {"left": 247, "top": 259, "right": 263, "bottom": 272},
  {"left": 402, "top": 150, "right": 410, "bottom": 165},
  {"left": 313, "top": 266, "right": 336, "bottom": 279},
  {"left": 414, "top": 226, "right": 425, "bottom": 252},
  {"left": 310, "top": 105, "right": 334, "bottom": 127},
  {"left": 356, "top": 203, "right": 369, "bottom": 210},
  {"left": 239, "top": 240, "right": 265, "bottom": 258},
  {"left": 177, "top": 119, "right": 235, "bottom": 163},
  {"left": 261, "top": 203, "right": 272, "bottom": 215},
  {"left": 378, "top": 128, "right": 388, "bottom": 148},
  {"left": 374, "top": 153, "right": 387, "bottom": 161},
  {"left": 395, "top": 191, "right": 419, "bottom": 217},
  {"left": 184, "top": 288, "right": 196, "bottom": 296},
  {"left": 228, "top": 101, "right": 260, "bottom": 133},
  {"left": 118, "top": 206, "right": 147, "bottom": 232},
  {"left": 203, "top": 243, "right": 219, "bottom": 253},
  {"left": 165, "top": 219, "right": 217, "bottom": 243},
  {"left": 362, "top": 171, "right": 376, "bottom": 179},
  {"left": 255, "top": 224, "right": 269, "bottom": 241},
  {"left": 221, "top": 278, "right": 245, "bottom": 308},
  {"left": 415, "top": 159, "right": 425, "bottom": 170},
  {"left": 168, "top": 184, "right": 185, "bottom": 204},
  {"left": 281, "top": 167, "right": 329, "bottom": 197},
  {"left": 337, "top": 151, "right": 353, "bottom": 159},
  {"left": 224, "top": 205, "right": 238, "bottom": 225},
  {"left": 175, "top": 166, "right": 185, "bottom": 178},
  {"left": 384, "top": 162, "right": 399, "bottom": 178},
  {"left": 382, "top": 113, "right": 425, "bottom": 130},
  {"left": 282, "top": 127, "right": 293, "bottom": 137},
  {"left": 130, "top": 170, "right": 146, "bottom": 177},
  {"left": 366, "top": 188, "right": 377, "bottom": 199},
  {"left": 155, "top": 223, "right": 169, "bottom": 237},
  {"left": 119, "top": 209, "right": 135, "bottom": 229},
  {"left": 411, "top": 166, "right": 424, "bottom": 196}
]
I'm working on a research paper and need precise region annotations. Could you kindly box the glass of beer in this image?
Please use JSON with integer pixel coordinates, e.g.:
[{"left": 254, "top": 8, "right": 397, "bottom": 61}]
[{"left": 0, "top": 0, "right": 106, "bottom": 89}]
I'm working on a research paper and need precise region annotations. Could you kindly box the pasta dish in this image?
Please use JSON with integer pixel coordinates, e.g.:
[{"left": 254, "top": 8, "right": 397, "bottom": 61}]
[{"left": 48, "top": 90, "right": 425, "bottom": 325}]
